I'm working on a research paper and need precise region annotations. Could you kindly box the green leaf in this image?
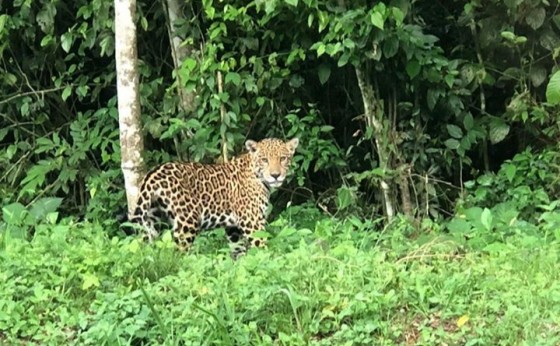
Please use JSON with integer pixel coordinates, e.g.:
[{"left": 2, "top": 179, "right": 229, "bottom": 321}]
[
  {"left": 503, "top": 163, "right": 517, "bottom": 183},
  {"left": 2, "top": 202, "right": 27, "bottom": 225},
  {"left": 406, "top": 60, "right": 420, "bottom": 79},
  {"left": 82, "top": 273, "right": 100, "bottom": 290},
  {"left": 28, "top": 197, "right": 63, "bottom": 222},
  {"left": 392, "top": 7, "right": 405, "bottom": 26},
  {"left": 225, "top": 72, "right": 241, "bottom": 86},
  {"left": 504, "top": 0, "right": 521, "bottom": 8},
  {"left": 337, "top": 186, "right": 354, "bottom": 210},
  {"left": 285, "top": 0, "right": 298, "bottom": 6},
  {"left": 62, "top": 86, "right": 72, "bottom": 101},
  {"left": 0, "top": 14, "right": 8, "bottom": 33},
  {"left": 382, "top": 37, "right": 399, "bottom": 58},
  {"left": 447, "top": 124, "right": 463, "bottom": 139},
  {"left": 480, "top": 208, "right": 493, "bottom": 231},
  {"left": 526, "top": 7, "right": 546, "bottom": 30},
  {"left": 530, "top": 66, "right": 547, "bottom": 88},
  {"left": 61, "top": 32, "right": 73, "bottom": 53},
  {"left": 463, "top": 113, "right": 474, "bottom": 130},
  {"left": 500, "top": 31, "right": 516, "bottom": 42},
  {"left": 447, "top": 218, "right": 471, "bottom": 234},
  {"left": 316, "top": 44, "right": 326, "bottom": 57},
  {"left": 140, "top": 16, "right": 149, "bottom": 31},
  {"left": 20, "top": 102, "right": 29, "bottom": 116},
  {"left": 427, "top": 89, "right": 440, "bottom": 110},
  {"left": 337, "top": 52, "right": 350, "bottom": 67},
  {"left": 251, "top": 231, "right": 271, "bottom": 238},
  {"left": 370, "top": 11, "right": 384, "bottom": 30},
  {"left": 488, "top": 118, "right": 510, "bottom": 144},
  {"left": 77, "top": 85, "right": 89, "bottom": 98},
  {"left": 99, "top": 35, "right": 114, "bottom": 57},
  {"left": 444, "top": 74, "right": 455, "bottom": 88},
  {"left": 5, "top": 69, "right": 22, "bottom": 90},
  {"left": 445, "top": 139, "right": 460, "bottom": 150},
  {"left": 36, "top": 4, "right": 56, "bottom": 34},
  {"left": 317, "top": 64, "right": 331, "bottom": 85},
  {"left": 183, "top": 58, "right": 197, "bottom": 71},
  {"left": 540, "top": 30, "right": 560, "bottom": 51},
  {"left": 276, "top": 227, "right": 297, "bottom": 238},
  {"left": 0, "top": 128, "right": 8, "bottom": 142},
  {"left": 514, "top": 36, "right": 527, "bottom": 45},
  {"left": 546, "top": 70, "right": 560, "bottom": 105},
  {"left": 20, "top": 161, "right": 54, "bottom": 195}
]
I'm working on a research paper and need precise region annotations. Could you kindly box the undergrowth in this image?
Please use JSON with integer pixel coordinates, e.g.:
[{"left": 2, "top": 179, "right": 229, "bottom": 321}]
[{"left": 1, "top": 205, "right": 559, "bottom": 345}]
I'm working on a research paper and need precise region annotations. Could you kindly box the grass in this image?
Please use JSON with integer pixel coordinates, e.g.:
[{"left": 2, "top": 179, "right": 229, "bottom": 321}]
[{"left": 0, "top": 206, "right": 559, "bottom": 345}]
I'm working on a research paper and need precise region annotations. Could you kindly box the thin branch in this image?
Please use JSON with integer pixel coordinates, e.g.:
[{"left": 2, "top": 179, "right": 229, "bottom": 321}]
[{"left": 0, "top": 86, "right": 67, "bottom": 106}]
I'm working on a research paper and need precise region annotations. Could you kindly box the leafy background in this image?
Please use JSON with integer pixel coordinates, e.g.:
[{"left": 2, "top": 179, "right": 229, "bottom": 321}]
[{"left": 1, "top": 0, "right": 560, "bottom": 344}]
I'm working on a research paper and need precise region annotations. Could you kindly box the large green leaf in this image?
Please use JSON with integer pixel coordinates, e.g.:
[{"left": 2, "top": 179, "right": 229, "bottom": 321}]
[
  {"left": 317, "top": 64, "right": 331, "bottom": 85},
  {"left": 370, "top": 12, "right": 384, "bottom": 30},
  {"left": 481, "top": 208, "right": 493, "bottom": 232},
  {"left": 447, "top": 124, "right": 463, "bottom": 139},
  {"left": 406, "top": 60, "right": 420, "bottom": 79},
  {"left": 29, "top": 197, "right": 63, "bottom": 222},
  {"left": 526, "top": 7, "right": 546, "bottom": 30},
  {"left": 2, "top": 203, "right": 27, "bottom": 225},
  {"left": 382, "top": 37, "right": 399, "bottom": 58},
  {"left": 530, "top": 66, "right": 547, "bottom": 87},
  {"left": 488, "top": 118, "right": 510, "bottom": 144},
  {"left": 444, "top": 139, "right": 460, "bottom": 150},
  {"left": 546, "top": 70, "right": 560, "bottom": 105}
]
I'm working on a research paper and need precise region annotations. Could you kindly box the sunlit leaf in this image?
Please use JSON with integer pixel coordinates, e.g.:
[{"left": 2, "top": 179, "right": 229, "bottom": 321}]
[
  {"left": 82, "top": 273, "right": 100, "bottom": 290},
  {"left": 457, "top": 315, "right": 470, "bottom": 328},
  {"left": 546, "top": 70, "right": 560, "bottom": 105}
]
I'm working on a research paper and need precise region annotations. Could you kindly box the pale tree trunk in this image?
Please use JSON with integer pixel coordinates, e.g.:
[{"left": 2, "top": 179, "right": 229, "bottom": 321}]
[
  {"left": 164, "top": 0, "right": 197, "bottom": 115},
  {"left": 355, "top": 66, "right": 395, "bottom": 221},
  {"left": 115, "top": 0, "right": 146, "bottom": 216}
]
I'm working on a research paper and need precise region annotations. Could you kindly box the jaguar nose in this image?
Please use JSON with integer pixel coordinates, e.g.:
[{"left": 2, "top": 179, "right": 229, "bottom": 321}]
[{"left": 271, "top": 173, "right": 280, "bottom": 179}]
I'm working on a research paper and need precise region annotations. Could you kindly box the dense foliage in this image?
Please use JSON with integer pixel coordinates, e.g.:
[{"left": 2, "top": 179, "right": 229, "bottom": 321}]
[
  {"left": 2, "top": 0, "right": 560, "bottom": 344},
  {"left": 2, "top": 206, "right": 560, "bottom": 345},
  {"left": 1, "top": 0, "right": 560, "bottom": 219}
]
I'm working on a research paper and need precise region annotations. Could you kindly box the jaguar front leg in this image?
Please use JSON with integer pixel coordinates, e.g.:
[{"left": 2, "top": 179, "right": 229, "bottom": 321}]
[
  {"left": 172, "top": 221, "right": 199, "bottom": 252},
  {"left": 225, "top": 227, "right": 247, "bottom": 260},
  {"left": 243, "top": 217, "right": 268, "bottom": 250}
]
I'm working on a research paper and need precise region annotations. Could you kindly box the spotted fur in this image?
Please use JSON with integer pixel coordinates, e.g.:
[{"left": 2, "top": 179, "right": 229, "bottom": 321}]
[{"left": 130, "top": 138, "right": 299, "bottom": 258}]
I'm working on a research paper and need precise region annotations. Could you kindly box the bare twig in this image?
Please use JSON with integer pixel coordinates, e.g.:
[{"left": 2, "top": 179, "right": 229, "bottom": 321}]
[
  {"left": 396, "top": 253, "right": 464, "bottom": 264},
  {"left": 0, "top": 86, "right": 67, "bottom": 106}
]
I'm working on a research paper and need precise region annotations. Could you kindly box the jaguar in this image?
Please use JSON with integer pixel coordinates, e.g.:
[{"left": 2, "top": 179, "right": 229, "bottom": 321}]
[{"left": 130, "top": 137, "right": 299, "bottom": 258}]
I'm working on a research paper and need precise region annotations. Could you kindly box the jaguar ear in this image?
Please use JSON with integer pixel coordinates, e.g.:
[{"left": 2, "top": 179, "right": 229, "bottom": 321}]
[
  {"left": 245, "top": 140, "right": 258, "bottom": 153},
  {"left": 287, "top": 138, "right": 299, "bottom": 153}
]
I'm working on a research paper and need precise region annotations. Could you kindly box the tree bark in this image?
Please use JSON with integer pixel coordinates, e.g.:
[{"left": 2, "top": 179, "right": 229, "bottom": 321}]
[
  {"left": 355, "top": 65, "right": 395, "bottom": 221},
  {"left": 217, "top": 71, "right": 228, "bottom": 163},
  {"left": 115, "top": 0, "right": 146, "bottom": 216},
  {"left": 398, "top": 166, "right": 413, "bottom": 217},
  {"left": 164, "top": 0, "right": 197, "bottom": 115}
]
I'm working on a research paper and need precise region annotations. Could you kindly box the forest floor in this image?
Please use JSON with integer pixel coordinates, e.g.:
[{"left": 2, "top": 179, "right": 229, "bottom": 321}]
[{"left": 1, "top": 205, "right": 559, "bottom": 345}]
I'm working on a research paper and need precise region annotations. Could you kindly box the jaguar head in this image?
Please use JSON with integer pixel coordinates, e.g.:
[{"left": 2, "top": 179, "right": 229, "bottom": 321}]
[{"left": 245, "top": 138, "right": 299, "bottom": 188}]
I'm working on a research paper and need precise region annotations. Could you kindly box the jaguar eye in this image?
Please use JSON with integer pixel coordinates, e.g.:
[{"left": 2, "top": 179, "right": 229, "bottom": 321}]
[
  {"left": 280, "top": 156, "right": 288, "bottom": 162},
  {"left": 261, "top": 158, "right": 269, "bottom": 164}
]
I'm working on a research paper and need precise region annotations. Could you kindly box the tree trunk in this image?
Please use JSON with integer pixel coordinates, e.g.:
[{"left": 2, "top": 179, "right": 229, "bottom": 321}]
[
  {"left": 164, "top": 0, "right": 197, "bottom": 115},
  {"left": 115, "top": 0, "right": 146, "bottom": 216},
  {"left": 398, "top": 166, "right": 413, "bottom": 217},
  {"left": 355, "top": 65, "right": 395, "bottom": 221},
  {"left": 217, "top": 71, "right": 228, "bottom": 163}
]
